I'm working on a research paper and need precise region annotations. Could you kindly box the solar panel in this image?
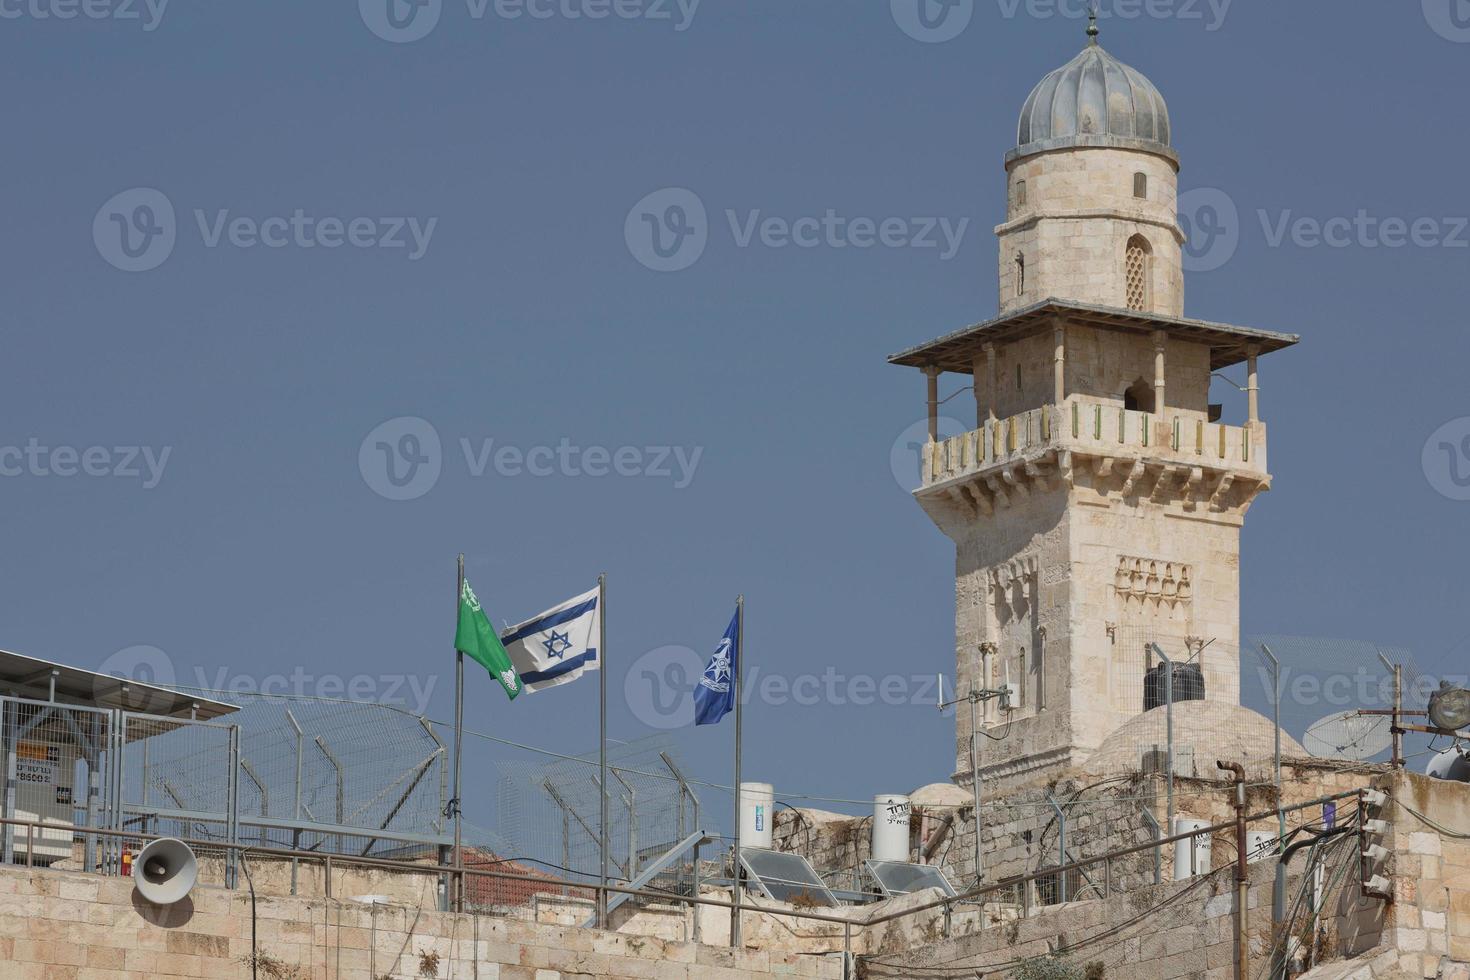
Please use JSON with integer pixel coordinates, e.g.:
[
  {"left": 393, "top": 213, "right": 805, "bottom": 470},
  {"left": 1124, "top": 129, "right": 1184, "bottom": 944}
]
[
  {"left": 739, "top": 849, "right": 840, "bottom": 907},
  {"left": 865, "top": 860, "right": 958, "bottom": 899}
]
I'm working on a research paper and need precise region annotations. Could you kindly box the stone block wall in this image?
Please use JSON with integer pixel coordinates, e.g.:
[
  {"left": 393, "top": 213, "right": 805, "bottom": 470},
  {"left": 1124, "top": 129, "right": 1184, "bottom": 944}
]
[{"left": 0, "top": 865, "right": 845, "bottom": 979}]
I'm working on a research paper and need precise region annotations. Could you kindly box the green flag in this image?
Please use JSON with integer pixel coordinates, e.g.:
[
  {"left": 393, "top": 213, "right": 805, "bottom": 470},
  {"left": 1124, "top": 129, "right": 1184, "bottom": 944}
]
[{"left": 456, "top": 578, "right": 521, "bottom": 701}]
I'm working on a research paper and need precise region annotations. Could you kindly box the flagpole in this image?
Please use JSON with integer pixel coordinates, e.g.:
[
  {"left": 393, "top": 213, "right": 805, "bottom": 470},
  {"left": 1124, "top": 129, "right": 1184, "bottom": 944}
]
[
  {"left": 453, "top": 554, "right": 466, "bottom": 913},
  {"left": 597, "top": 572, "right": 609, "bottom": 930},
  {"left": 731, "top": 593, "right": 744, "bottom": 947}
]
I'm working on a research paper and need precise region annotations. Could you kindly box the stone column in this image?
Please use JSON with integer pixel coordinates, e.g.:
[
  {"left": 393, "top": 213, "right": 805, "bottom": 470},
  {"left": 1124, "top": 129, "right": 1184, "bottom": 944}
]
[
  {"left": 1246, "top": 345, "right": 1260, "bottom": 423},
  {"left": 1052, "top": 321, "right": 1066, "bottom": 406},
  {"left": 985, "top": 343, "right": 998, "bottom": 421},
  {"left": 926, "top": 366, "right": 939, "bottom": 442},
  {"left": 1152, "top": 330, "right": 1167, "bottom": 413},
  {"left": 973, "top": 351, "right": 987, "bottom": 428}
]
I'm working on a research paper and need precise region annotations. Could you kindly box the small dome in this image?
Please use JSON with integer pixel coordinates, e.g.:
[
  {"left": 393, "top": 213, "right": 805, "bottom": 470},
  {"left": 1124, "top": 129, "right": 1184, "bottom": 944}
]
[
  {"left": 1015, "top": 20, "right": 1172, "bottom": 161},
  {"left": 1083, "top": 701, "right": 1305, "bottom": 782}
]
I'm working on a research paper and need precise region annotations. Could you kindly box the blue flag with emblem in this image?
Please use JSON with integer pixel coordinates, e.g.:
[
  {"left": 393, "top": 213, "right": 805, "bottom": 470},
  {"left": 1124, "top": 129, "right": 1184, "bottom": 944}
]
[
  {"left": 500, "top": 586, "right": 601, "bottom": 694},
  {"left": 693, "top": 609, "right": 740, "bottom": 726}
]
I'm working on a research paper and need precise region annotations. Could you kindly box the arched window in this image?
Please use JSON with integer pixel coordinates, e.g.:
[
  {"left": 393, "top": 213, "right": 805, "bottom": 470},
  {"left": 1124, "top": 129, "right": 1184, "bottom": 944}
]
[
  {"left": 1125, "top": 235, "right": 1152, "bottom": 311},
  {"left": 1133, "top": 172, "right": 1148, "bottom": 199},
  {"left": 1016, "top": 179, "right": 1028, "bottom": 208},
  {"left": 1015, "top": 252, "right": 1026, "bottom": 298},
  {"left": 1124, "top": 377, "right": 1156, "bottom": 414}
]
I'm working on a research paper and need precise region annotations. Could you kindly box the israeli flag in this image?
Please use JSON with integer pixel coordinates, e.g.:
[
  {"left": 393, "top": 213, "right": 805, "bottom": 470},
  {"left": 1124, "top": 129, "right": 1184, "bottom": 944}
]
[
  {"left": 693, "top": 609, "right": 740, "bottom": 726},
  {"left": 501, "top": 586, "right": 601, "bottom": 694}
]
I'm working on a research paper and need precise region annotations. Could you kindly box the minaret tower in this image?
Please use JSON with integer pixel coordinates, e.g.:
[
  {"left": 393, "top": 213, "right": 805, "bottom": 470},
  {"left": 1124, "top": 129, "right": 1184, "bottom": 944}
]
[{"left": 890, "top": 19, "right": 1299, "bottom": 794}]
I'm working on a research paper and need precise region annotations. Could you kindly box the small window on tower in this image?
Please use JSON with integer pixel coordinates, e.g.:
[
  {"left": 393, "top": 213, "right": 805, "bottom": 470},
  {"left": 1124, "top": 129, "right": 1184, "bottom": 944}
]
[
  {"left": 1015, "top": 253, "right": 1025, "bottom": 298},
  {"left": 1016, "top": 179, "right": 1027, "bottom": 208},
  {"left": 1133, "top": 172, "right": 1148, "bottom": 199},
  {"left": 1125, "top": 235, "right": 1152, "bottom": 311}
]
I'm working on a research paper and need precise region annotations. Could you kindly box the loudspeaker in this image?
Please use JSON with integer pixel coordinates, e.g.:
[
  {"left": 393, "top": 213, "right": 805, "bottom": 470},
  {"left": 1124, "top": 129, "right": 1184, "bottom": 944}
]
[{"left": 133, "top": 838, "right": 198, "bottom": 905}]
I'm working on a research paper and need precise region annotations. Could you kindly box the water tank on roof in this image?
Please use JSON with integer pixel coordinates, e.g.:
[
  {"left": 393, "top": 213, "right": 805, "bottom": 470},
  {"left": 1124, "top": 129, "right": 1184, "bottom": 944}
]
[
  {"left": 872, "top": 794, "right": 911, "bottom": 863},
  {"left": 1144, "top": 662, "right": 1206, "bottom": 711}
]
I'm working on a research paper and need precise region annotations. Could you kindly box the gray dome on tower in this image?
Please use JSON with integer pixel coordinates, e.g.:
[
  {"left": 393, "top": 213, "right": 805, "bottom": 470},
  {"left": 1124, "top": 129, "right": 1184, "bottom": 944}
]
[{"left": 1014, "top": 16, "right": 1172, "bottom": 161}]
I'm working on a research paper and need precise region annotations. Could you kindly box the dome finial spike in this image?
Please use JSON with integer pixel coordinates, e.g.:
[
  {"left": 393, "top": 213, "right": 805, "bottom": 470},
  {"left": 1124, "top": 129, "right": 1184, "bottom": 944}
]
[{"left": 1087, "top": 6, "right": 1099, "bottom": 43}]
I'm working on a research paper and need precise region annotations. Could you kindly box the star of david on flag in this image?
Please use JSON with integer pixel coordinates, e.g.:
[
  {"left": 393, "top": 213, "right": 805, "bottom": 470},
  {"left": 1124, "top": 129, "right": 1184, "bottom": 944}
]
[
  {"left": 500, "top": 586, "right": 601, "bottom": 693},
  {"left": 693, "top": 609, "right": 740, "bottom": 726}
]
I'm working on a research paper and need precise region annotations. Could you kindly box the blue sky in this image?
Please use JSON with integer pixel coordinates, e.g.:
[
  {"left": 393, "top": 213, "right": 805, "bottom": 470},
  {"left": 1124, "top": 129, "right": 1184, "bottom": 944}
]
[{"left": 3, "top": 1, "right": 1469, "bottom": 831}]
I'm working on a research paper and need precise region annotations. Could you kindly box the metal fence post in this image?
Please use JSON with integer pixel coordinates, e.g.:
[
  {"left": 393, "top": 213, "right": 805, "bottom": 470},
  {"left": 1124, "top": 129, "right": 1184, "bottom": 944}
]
[
  {"left": 286, "top": 709, "right": 303, "bottom": 894},
  {"left": 227, "top": 724, "right": 241, "bottom": 889}
]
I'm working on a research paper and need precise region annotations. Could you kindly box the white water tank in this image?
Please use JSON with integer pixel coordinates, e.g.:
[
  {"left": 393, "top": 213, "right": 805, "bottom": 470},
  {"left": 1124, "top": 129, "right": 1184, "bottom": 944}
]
[
  {"left": 739, "top": 782, "right": 775, "bottom": 850},
  {"left": 1246, "top": 831, "right": 1275, "bottom": 864},
  {"left": 872, "top": 794, "right": 911, "bottom": 863},
  {"left": 1172, "top": 818, "right": 1212, "bottom": 879}
]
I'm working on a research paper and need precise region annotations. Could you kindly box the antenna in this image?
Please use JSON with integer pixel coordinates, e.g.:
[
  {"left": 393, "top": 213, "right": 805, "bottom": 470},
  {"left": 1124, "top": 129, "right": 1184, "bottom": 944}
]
[{"left": 1303, "top": 710, "right": 1392, "bottom": 761}]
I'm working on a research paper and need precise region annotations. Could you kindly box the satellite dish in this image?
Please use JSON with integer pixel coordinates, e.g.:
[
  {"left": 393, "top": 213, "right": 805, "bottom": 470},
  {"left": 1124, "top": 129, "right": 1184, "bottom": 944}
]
[
  {"left": 1303, "top": 711, "right": 1392, "bottom": 761},
  {"left": 1426, "top": 747, "right": 1470, "bottom": 783},
  {"left": 133, "top": 838, "right": 198, "bottom": 906}
]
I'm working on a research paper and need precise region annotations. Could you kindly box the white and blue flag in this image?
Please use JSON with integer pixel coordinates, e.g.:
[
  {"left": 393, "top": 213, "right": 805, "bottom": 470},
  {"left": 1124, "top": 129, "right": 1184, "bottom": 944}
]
[
  {"left": 501, "top": 586, "right": 601, "bottom": 693},
  {"left": 693, "top": 609, "right": 740, "bottom": 726}
]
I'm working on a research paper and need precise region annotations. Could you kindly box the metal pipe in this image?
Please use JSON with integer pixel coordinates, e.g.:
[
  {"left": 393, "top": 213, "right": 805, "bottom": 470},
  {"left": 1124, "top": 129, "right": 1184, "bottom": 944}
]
[
  {"left": 1261, "top": 644, "right": 1285, "bottom": 847},
  {"left": 1046, "top": 795, "right": 1067, "bottom": 904},
  {"left": 1219, "top": 761, "right": 1248, "bottom": 980},
  {"left": 286, "top": 709, "right": 303, "bottom": 895}
]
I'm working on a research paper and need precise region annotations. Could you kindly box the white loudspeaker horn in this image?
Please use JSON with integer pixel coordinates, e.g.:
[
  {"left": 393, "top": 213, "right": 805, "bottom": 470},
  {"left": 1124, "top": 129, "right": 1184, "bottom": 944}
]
[{"left": 134, "top": 838, "right": 198, "bottom": 905}]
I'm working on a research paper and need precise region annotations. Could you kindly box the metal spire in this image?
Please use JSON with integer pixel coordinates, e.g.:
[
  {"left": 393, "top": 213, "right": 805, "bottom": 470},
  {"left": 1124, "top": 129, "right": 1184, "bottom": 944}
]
[{"left": 1087, "top": 7, "right": 1100, "bottom": 43}]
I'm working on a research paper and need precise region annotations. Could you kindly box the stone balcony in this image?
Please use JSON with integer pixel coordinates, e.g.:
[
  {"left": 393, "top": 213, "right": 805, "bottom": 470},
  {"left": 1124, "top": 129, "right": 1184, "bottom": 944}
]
[{"left": 918, "top": 397, "right": 1269, "bottom": 517}]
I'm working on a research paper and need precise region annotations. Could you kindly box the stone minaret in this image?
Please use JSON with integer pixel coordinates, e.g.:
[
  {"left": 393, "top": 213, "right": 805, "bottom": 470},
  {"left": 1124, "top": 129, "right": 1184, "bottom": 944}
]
[{"left": 889, "top": 20, "right": 1299, "bottom": 795}]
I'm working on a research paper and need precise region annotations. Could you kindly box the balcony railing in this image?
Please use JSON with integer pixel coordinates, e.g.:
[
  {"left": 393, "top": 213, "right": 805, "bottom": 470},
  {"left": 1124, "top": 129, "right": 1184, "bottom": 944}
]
[{"left": 921, "top": 398, "right": 1266, "bottom": 488}]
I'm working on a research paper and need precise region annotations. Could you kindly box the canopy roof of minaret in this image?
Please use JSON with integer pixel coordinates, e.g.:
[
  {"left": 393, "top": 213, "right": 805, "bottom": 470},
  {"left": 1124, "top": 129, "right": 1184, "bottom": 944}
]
[
  {"left": 1012, "top": 14, "right": 1175, "bottom": 165},
  {"left": 888, "top": 300, "right": 1300, "bottom": 374}
]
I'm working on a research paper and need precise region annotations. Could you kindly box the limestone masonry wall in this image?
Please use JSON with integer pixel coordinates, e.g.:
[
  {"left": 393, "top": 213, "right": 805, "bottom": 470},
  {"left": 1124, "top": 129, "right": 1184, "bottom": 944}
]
[{"left": 0, "top": 866, "right": 844, "bottom": 980}]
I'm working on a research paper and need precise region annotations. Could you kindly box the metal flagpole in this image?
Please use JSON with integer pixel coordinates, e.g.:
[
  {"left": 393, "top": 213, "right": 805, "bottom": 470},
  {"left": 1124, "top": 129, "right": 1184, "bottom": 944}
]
[
  {"left": 452, "top": 554, "right": 466, "bottom": 913},
  {"left": 598, "top": 573, "right": 609, "bottom": 930},
  {"left": 731, "top": 594, "right": 744, "bottom": 948}
]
